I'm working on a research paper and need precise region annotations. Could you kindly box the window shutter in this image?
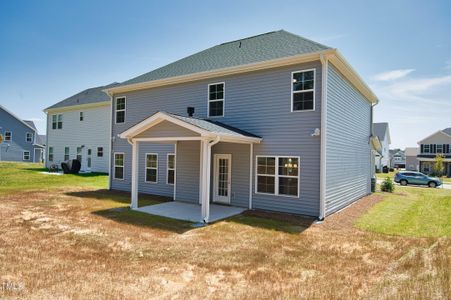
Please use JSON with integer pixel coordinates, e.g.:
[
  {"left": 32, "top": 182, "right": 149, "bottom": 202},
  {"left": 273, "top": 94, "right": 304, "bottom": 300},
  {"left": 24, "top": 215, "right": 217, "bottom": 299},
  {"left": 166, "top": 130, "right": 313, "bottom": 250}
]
[
  {"left": 432, "top": 144, "right": 435, "bottom": 153},
  {"left": 443, "top": 144, "right": 447, "bottom": 153},
  {"left": 421, "top": 144, "right": 424, "bottom": 153}
]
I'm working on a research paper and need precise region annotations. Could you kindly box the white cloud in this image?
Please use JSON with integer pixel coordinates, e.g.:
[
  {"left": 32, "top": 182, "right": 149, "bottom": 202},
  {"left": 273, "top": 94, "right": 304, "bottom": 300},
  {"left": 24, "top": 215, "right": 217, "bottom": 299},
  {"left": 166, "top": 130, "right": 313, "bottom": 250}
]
[
  {"left": 372, "top": 69, "right": 415, "bottom": 81},
  {"left": 381, "top": 75, "right": 451, "bottom": 99}
]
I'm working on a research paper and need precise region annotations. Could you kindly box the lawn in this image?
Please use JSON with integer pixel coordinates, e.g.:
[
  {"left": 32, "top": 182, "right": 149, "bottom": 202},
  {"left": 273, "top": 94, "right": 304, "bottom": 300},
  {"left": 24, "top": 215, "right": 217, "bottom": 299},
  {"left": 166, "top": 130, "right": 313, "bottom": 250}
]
[{"left": 0, "top": 162, "right": 449, "bottom": 299}]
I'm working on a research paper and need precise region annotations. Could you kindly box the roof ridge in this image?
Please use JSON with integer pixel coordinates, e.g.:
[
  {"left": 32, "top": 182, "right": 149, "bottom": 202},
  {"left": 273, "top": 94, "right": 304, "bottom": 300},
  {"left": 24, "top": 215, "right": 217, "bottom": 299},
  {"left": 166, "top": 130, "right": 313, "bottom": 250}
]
[
  {"left": 219, "top": 30, "right": 281, "bottom": 45},
  {"left": 279, "top": 30, "right": 331, "bottom": 49}
]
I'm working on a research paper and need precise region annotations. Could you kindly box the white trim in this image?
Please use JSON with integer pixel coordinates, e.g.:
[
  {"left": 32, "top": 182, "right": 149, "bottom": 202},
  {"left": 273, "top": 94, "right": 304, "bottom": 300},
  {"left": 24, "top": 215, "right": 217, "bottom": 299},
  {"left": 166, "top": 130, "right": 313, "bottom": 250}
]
[
  {"left": 199, "top": 140, "right": 204, "bottom": 204},
  {"left": 107, "top": 93, "right": 113, "bottom": 190},
  {"left": 51, "top": 114, "right": 63, "bottom": 130},
  {"left": 144, "top": 153, "right": 158, "bottom": 183},
  {"left": 44, "top": 101, "right": 110, "bottom": 113},
  {"left": 4, "top": 131, "right": 12, "bottom": 142},
  {"left": 25, "top": 132, "right": 33, "bottom": 143},
  {"left": 213, "top": 154, "right": 232, "bottom": 204},
  {"left": 319, "top": 54, "right": 328, "bottom": 220},
  {"left": 114, "top": 96, "right": 126, "bottom": 124},
  {"left": 255, "top": 155, "right": 300, "bottom": 198},
  {"left": 23, "top": 151, "right": 30, "bottom": 161},
  {"left": 207, "top": 82, "right": 225, "bottom": 118},
  {"left": 113, "top": 152, "right": 125, "bottom": 180},
  {"left": 173, "top": 142, "right": 177, "bottom": 200},
  {"left": 166, "top": 153, "right": 175, "bottom": 185},
  {"left": 134, "top": 137, "right": 205, "bottom": 142},
  {"left": 291, "top": 69, "right": 316, "bottom": 112},
  {"left": 249, "top": 143, "right": 253, "bottom": 209}
]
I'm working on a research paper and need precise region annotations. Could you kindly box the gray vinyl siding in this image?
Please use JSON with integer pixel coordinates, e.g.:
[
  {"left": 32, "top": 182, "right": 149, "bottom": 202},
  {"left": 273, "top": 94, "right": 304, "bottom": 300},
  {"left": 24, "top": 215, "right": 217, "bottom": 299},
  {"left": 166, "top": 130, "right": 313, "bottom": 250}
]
[
  {"left": 211, "top": 142, "right": 250, "bottom": 208},
  {"left": 405, "top": 156, "right": 418, "bottom": 171},
  {"left": 0, "top": 108, "right": 37, "bottom": 162},
  {"left": 174, "top": 141, "right": 200, "bottom": 203},
  {"left": 325, "top": 65, "right": 372, "bottom": 216},
  {"left": 110, "top": 62, "right": 322, "bottom": 216}
]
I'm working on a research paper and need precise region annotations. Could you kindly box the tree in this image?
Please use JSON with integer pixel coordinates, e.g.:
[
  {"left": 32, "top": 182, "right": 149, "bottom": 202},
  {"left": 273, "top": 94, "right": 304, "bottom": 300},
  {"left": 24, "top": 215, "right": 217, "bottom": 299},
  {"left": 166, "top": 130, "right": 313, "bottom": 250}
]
[{"left": 433, "top": 154, "right": 445, "bottom": 177}]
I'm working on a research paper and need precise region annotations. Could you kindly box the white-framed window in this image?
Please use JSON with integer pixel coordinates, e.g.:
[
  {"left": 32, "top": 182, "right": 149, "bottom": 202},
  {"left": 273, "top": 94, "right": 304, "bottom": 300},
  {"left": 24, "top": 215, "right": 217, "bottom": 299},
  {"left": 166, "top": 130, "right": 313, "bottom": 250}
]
[
  {"left": 115, "top": 97, "right": 126, "bottom": 123},
  {"left": 423, "top": 144, "right": 430, "bottom": 153},
  {"left": 436, "top": 144, "right": 443, "bottom": 153},
  {"left": 167, "top": 153, "right": 175, "bottom": 185},
  {"left": 4, "top": 131, "right": 12, "bottom": 141},
  {"left": 97, "top": 147, "right": 103, "bottom": 157},
  {"left": 26, "top": 132, "right": 33, "bottom": 142},
  {"left": 48, "top": 147, "right": 53, "bottom": 162},
  {"left": 64, "top": 147, "right": 70, "bottom": 161},
  {"left": 256, "top": 155, "right": 300, "bottom": 197},
  {"left": 52, "top": 114, "right": 63, "bottom": 129},
  {"left": 208, "top": 82, "right": 224, "bottom": 117},
  {"left": 145, "top": 153, "right": 158, "bottom": 183},
  {"left": 23, "top": 151, "right": 30, "bottom": 161},
  {"left": 80, "top": 111, "right": 84, "bottom": 121},
  {"left": 76, "top": 147, "right": 82, "bottom": 162},
  {"left": 291, "top": 69, "right": 315, "bottom": 112},
  {"left": 114, "top": 152, "right": 124, "bottom": 180}
]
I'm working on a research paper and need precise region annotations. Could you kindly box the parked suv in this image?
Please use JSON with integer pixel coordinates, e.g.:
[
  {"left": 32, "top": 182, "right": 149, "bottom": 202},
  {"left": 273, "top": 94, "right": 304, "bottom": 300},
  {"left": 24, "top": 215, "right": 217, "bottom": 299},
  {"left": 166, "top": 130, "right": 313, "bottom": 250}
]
[{"left": 394, "top": 171, "right": 442, "bottom": 188}]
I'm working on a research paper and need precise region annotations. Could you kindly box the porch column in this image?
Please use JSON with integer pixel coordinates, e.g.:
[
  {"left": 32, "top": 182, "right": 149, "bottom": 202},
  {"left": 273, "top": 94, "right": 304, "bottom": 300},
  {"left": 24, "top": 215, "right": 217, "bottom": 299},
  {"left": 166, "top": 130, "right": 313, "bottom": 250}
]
[
  {"left": 131, "top": 140, "right": 139, "bottom": 209},
  {"left": 201, "top": 140, "right": 210, "bottom": 222}
]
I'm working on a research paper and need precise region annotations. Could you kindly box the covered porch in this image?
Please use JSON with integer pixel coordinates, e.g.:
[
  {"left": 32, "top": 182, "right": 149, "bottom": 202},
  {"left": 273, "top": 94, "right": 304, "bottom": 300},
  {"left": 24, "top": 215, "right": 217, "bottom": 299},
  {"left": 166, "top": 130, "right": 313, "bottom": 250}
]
[{"left": 119, "top": 111, "right": 262, "bottom": 223}]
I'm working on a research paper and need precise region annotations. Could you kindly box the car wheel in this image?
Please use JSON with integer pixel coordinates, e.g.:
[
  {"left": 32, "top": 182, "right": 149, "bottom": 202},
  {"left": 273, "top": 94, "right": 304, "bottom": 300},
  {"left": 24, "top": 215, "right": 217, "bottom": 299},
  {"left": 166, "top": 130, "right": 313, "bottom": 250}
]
[
  {"left": 400, "top": 179, "right": 408, "bottom": 186},
  {"left": 428, "top": 181, "right": 437, "bottom": 188}
]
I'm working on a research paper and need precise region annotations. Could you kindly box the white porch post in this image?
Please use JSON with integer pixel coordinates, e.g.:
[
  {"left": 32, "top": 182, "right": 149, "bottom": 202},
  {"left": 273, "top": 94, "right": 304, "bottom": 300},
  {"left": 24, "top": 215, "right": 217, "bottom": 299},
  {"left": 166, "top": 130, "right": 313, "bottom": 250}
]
[
  {"left": 249, "top": 143, "right": 253, "bottom": 209},
  {"left": 201, "top": 140, "right": 210, "bottom": 222},
  {"left": 131, "top": 140, "right": 139, "bottom": 209}
]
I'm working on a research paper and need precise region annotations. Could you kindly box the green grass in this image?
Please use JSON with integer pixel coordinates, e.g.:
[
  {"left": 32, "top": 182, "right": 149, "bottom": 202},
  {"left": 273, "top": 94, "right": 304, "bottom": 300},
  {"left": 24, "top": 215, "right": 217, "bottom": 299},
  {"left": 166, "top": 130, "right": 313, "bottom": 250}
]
[
  {"left": 376, "top": 170, "right": 451, "bottom": 184},
  {"left": 356, "top": 187, "right": 451, "bottom": 237},
  {"left": 0, "top": 162, "right": 108, "bottom": 194}
]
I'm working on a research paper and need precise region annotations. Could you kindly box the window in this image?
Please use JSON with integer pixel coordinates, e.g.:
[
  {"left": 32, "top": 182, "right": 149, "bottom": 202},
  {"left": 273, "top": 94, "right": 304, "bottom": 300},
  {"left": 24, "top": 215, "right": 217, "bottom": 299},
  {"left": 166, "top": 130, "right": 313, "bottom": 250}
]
[
  {"left": 87, "top": 149, "right": 92, "bottom": 168},
  {"left": 80, "top": 112, "right": 84, "bottom": 121},
  {"left": 114, "top": 153, "right": 124, "bottom": 180},
  {"left": 4, "top": 131, "right": 11, "bottom": 141},
  {"left": 52, "top": 114, "right": 63, "bottom": 129},
  {"left": 167, "top": 154, "right": 175, "bottom": 185},
  {"left": 423, "top": 144, "right": 430, "bottom": 153},
  {"left": 97, "top": 147, "right": 103, "bottom": 157},
  {"left": 115, "top": 97, "right": 126, "bottom": 123},
  {"left": 292, "top": 69, "right": 315, "bottom": 111},
  {"left": 436, "top": 144, "right": 443, "bottom": 153},
  {"left": 145, "top": 154, "right": 158, "bottom": 183},
  {"left": 23, "top": 151, "right": 30, "bottom": 160},
  {"left": 48, "top": 147, "right": 54, "bottom": 162},
  {"left": 256, "top": 156, "right": 300, "bottom": 197},
  {"left": 76, "top": 147, "right": 82, "bottom": 162},
  {"left": 64, "top": 147, "right": 70, "bottom": 161},
  {"left": 26, "top": 132, "right": 33, "bottom": 142},
  {"left": 208, "top": 83, "right": 224, "bottom": 117}
]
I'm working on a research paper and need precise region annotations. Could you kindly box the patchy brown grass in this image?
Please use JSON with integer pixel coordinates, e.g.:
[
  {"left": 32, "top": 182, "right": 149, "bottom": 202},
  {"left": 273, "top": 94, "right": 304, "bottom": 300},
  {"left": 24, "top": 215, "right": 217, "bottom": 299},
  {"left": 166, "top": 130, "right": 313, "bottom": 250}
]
[{"left": 0, "top": 189, "right": 449, "bottom": 299}]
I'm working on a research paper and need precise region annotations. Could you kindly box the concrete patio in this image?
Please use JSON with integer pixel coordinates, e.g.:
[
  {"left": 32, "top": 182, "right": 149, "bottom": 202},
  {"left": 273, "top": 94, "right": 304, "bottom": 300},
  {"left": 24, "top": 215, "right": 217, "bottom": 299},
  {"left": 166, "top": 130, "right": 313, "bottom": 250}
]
[{"left": 134, "top": 201, "right": 246, "bottom": 223}]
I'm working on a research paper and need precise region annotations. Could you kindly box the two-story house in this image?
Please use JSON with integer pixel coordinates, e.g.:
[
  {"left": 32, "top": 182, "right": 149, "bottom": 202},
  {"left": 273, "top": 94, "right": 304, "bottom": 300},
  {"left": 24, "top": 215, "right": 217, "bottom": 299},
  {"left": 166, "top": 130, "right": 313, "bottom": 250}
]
[
  {"left": 0, "top": 105, "right": 45, "bottom": 162},
  {"left": 373, "top": 122, "right": 391, "bottom": 171},
  {"left": 417, "top": 128, "right": 451, "bottom": 177},
  {"left": 44, "top": 83, "right": 118, "bottom": 173},
  {"left": 390, "top": 149, "right": 405, "bottom": 169},
  {"left": 104, "top": 30, "right": 379, "bottom": 222}
]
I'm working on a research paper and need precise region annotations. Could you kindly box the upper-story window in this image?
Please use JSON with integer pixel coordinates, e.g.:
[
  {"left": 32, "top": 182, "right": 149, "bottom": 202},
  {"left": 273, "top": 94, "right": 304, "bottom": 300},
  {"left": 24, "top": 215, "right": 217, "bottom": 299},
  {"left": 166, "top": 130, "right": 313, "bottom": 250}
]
[
  {"left": 208, "top": 83, "right": 224, "bottom": 117},
  {"left": 52, "top": 114, "right": 63, "bottom": 129},
  {"left": 436, "top": 144, "right": 443, "bottom": 153},
  {"left": 423, "top": 144, "right": 430, "bottom": 153},
  {"left": 97, "top": 147, "right": 103, "bottom": 157},
  {"left": 115, "top": 97, "right": 126, "bottom": 123},
  {"left": 292, "top": 69, "right": 315, "bottom": 112},
  {"left": 4, "top": 131, "right": 12, "bottom": 141},
  {"left": 26, "top": 132, "right": 33, "bottom": 142},
  {"left": 80, "top": 112, "right": 84, "bottom": 121}
]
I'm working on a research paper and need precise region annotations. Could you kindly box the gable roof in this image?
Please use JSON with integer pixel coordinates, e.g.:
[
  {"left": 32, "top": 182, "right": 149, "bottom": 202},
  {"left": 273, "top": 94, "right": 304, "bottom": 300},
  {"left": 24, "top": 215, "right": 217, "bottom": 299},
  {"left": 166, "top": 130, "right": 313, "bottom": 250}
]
[
  {"left": 405, "top": 147, "right": 418, "bottom": 156},
  {"left": 116, "top": 30, "right": 329, "bottom": 87},
  {"left": 373, "top": 123, "right": 391, "bottom": 143},
  {"left": 418, "top": 128, "right": 451, "bottom": 143},
  {"left": 0, "top": 105, "right": 38, "bottom": 132},
  {"left": 443, "top": 127, "right": 451, "bottom": 136},
  {"left": 45, "top": 82, "right": 119, "bottom": 111}
]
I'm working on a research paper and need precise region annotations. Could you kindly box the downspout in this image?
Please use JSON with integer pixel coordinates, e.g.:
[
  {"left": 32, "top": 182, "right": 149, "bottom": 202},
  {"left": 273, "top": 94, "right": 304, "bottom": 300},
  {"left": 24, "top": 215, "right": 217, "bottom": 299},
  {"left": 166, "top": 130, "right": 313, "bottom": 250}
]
[
  {"left": 107, "top": 92, "right": 114, "bottom": 190},
  {"left": 319, "top": 54, "right": 328, "bottom": 221},
  {"left": 203, "top": 136, "right": 220, "bottom": 223}
]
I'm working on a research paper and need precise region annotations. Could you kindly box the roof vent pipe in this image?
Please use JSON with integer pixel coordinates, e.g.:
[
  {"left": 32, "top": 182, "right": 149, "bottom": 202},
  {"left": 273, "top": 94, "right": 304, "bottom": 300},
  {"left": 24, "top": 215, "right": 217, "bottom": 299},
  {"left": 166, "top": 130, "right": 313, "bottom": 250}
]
[{"left": 187, "top": 107, "right": 195, "bottom": 117}]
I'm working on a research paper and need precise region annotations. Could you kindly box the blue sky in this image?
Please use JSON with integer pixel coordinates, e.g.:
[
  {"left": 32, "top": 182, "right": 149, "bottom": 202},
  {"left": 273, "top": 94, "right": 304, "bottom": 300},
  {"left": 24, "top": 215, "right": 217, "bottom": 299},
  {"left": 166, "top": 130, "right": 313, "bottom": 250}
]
[{"left": 1, "top": 0, "right": 450, "bottom": 148}]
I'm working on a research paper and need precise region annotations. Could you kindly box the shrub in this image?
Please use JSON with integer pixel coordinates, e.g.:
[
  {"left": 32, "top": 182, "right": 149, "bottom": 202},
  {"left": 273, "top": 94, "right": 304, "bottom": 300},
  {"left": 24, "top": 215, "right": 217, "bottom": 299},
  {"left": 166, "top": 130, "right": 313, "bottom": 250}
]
[
  {"left": 389, "top": 168, "right": 395, "bottom": 172},
  {"left": 380, "top": 177, "right": 395, "bottom": 193}
]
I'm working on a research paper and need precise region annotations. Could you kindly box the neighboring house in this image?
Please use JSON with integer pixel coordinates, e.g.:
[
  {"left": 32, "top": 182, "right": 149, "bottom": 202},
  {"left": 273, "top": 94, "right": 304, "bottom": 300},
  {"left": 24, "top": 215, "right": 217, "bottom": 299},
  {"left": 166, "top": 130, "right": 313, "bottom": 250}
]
[
  {"left": 390, "top": 149, "right": 405, "bottom": 168},
  {"left": 405, "top": 147, "right": 418, "bottom": 171},
  {"left": 104, "top": 30, "right": 379, "bottom": 222},
  {"left": 0, "top": 105, "right": 45, "bottom": 162},
  {"left": 373, "top": 122, "right": 391, "bottom": 171},
  {"left": 417, "top": 128, "right": 451, "bottom": 177},
  {"left": 44, "top": 83, "right": 118, "bottom": 173}
]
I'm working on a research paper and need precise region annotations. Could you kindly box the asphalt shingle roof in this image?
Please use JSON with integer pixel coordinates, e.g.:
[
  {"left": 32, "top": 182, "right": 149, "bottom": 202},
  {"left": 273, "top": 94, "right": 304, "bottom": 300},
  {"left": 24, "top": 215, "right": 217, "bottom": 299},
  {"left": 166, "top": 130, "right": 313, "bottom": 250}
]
[
  {"left": 118, "top": 30, "right": 330, "bottom": 87},
  {"left": 442, "top": 127, "right": 451, "bottom": 136},
  {"left": 373, "top": 123, "right": 389, "bottom": 141},
  {"left": 23, "top": 120, "right": 37, "bottom": 131},
  {"left": 45, "top": 82, "right": 119, "bottom": 110}
]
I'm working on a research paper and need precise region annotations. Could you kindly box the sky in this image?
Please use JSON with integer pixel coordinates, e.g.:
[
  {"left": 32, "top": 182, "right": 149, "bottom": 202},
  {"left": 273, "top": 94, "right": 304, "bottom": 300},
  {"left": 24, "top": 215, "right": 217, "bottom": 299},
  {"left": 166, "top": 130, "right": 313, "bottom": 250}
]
[{"left": 0, "top": 0, "right": 450, "bottom": 149}]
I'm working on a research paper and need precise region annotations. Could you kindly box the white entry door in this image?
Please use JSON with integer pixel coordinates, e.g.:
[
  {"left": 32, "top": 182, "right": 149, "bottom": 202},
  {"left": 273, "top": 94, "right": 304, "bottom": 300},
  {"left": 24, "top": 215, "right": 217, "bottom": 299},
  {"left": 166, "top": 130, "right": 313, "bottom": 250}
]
[{"left": 213, "top": 154, "right": 232, "bottom": 204}]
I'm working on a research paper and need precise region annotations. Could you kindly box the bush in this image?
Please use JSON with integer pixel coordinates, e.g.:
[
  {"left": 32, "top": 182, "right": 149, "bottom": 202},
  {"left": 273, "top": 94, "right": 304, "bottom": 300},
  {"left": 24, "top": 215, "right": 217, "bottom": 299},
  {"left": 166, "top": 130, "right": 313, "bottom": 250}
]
[
  {"left": 389, "top": 168, "right": 395, "bottom": 172},
  {"left": 380, "top": 177, "right": 395, "bottom": 193}
]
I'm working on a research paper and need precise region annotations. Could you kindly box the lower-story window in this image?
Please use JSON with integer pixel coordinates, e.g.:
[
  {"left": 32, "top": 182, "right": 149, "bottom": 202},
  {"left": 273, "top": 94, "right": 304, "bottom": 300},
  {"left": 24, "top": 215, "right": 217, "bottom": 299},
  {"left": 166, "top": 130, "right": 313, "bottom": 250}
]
[
  {"left": 48, "top": 147, "right": 54, "bottom": 162},
  {"left": 64, "top": 147, "right": 70, "bottom": 161},
  {"left": 145, "top": 153, "right": 158, "bottom": 183},
  {"left": 23, "top": 151, "right": 30, "bottom": 161},
  {"left": 256, "top": 156, "right": 300, "bottom": 197},
  {"left": 167, "top": 153, "right": 175, "bottom": 185},
  {"left": 114, "top": 153, "right": 124, "bottom": 180}
]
